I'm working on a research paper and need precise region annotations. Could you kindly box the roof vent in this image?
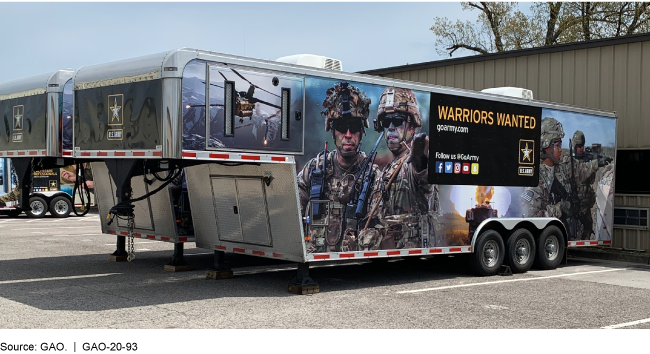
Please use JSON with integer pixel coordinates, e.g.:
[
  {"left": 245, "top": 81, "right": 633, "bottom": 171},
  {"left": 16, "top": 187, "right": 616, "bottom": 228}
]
[
  {"left": 481, "top": 87, "right": 533, "bottom": 100},
  {"left": 276, "top": 54, "right": 343, "bottom": 71}
]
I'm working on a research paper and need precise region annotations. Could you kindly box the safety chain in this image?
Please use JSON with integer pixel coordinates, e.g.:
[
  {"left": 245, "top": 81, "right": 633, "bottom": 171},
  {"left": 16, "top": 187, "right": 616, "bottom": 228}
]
[{"left": 127, "top": 216, "right": 136, "bottom": 262}]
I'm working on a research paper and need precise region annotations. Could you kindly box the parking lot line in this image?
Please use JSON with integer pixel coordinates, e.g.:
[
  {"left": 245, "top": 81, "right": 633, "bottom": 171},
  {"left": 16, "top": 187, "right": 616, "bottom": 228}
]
[
  {"left": 602, "top": 317, "right": 650, "bottom": 329},
  {"left": 397, "top": 268, "right": 628, "bottom": 294},
  {"left": 0, "top": 273, "right": 122, "bottom": 285}
]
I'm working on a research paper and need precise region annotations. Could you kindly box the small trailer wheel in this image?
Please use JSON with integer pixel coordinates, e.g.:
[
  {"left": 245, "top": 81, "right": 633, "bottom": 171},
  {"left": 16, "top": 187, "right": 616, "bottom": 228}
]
[
  {"left": 506, "top": 228, "right": 536, "bottom": 273},
  {"left": 533, "top": 225, "right": 565, "bottom": 270},
  {"left": 26, "top": 197, "right": 48, "bottom": 218},
  {"left": 49, "top": 196, "right": 72, "bottom": 218},
  {"left": 470, "top": 229, "right": 505, "bottom": 276}
]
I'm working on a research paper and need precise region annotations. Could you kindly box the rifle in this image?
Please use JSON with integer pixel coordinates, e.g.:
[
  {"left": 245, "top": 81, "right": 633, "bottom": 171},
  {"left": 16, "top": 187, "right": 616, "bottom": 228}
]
[
  {"left": 567, "top": 139, "right": 593, "bottom": 239},
  {"left": 336, "top": 131, "right": 385, "bottom": 251},
  {"left": 309, "top": 142, "right": 328, "bottom": 218}
]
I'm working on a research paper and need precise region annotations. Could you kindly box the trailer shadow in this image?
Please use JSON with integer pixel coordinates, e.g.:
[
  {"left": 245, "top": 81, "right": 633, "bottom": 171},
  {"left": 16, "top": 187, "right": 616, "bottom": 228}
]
[
  {"left": 0, "top": 250, "right": 626, "bottom": 313},
  {"left": 0, "top": 249, "right": 486, "bottom": 311}
]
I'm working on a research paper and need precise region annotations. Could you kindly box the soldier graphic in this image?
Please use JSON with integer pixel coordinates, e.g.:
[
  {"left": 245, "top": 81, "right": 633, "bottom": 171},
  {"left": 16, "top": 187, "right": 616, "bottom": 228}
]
[
  {"left": 296, "top": 82, "right": 379, "bottom": 253},
  {"left": 356, "top": 87, "right": 441, "bottom": 251},
  {"left": 572, "top": 130, "right": 614, "bottom": 240},
  {"left": 0, "top": 169, "right": 20, "bottom": 207},
  {"left": 521, "top": 118, "right": 599, "bottom": 241}
]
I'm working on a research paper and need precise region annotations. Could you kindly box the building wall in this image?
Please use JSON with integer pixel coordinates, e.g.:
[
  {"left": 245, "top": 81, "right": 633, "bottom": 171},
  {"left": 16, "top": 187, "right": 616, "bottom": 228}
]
[
  {"left": 376, "top": 41, "right": 650, "bottom": 250},
  {"left": 379, "top": 41, "right": 650, "bottom": 149},
  {"left": 613, "top": 194, "right": 650, "bottom": 251}
]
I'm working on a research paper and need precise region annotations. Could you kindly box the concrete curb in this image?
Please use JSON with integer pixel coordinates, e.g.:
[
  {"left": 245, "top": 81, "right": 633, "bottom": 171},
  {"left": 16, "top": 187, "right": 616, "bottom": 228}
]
[{"left": 568, "top": 248, "right": 650, "bottom": 265}]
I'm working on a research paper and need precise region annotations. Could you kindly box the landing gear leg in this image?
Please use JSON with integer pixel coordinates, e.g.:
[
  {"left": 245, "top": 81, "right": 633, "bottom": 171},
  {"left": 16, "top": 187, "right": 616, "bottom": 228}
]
[
  {"left": 164, "top": 242, "right": 191, "bottom": 272},
  {"left": 288, "top": 263, "right": 319, "bottom": 295},
  {"left": 206, "top": 250, "right": 233, "bottom": 279},
  {"left": 105, "top": 159, "right": 138, "bottom": 262}
]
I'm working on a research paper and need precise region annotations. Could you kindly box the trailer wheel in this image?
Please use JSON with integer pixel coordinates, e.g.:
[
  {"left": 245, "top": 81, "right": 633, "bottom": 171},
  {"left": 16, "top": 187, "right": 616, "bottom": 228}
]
[
  {"left": 506, "top": 228, "right": 536, "bottom": 273},
  {"left": 470, "top": 229, "right": 505, "bottom": 276},
  {"left": 49, "top": 196, "right": 72, "bottom": 218},
  {"left": 533, "top": 225, "right": 565, "bottom": 270},
  {"left": 26, "top": 197, "right": 48, "bottom": 218}
]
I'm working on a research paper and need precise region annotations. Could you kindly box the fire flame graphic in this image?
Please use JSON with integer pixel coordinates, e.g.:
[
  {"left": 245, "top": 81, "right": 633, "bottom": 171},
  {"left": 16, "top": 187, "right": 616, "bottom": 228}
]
[{"left": 475, "top": 186, "right": 494, "bottom": 205}]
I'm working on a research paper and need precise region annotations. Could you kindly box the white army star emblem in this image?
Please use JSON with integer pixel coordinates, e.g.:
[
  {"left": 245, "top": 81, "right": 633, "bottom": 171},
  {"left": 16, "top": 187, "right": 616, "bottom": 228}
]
[
  {"left": 107, "top": 94, "right": 124, "bottom": 126},
  {"left": 13, "top": 105, "right": 24, "bottom": 130},
  {"left": 521, "top": 143, "right": 532, "bottom": 161}
]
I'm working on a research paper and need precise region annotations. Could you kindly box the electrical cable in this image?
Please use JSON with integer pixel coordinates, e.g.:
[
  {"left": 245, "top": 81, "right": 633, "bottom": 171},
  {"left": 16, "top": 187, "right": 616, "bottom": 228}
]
[{"left": 72, "top": 163, "right": 91, "bottom": 217}]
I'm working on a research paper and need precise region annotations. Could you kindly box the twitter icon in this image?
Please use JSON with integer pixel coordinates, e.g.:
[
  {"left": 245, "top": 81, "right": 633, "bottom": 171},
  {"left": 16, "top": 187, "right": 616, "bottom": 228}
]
[{"left": 445, "top": 162, "right": 453, "bottom": 173}]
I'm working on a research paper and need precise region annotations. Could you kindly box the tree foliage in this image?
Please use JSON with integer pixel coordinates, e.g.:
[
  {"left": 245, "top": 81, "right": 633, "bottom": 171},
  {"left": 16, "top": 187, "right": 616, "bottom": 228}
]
[{"left": 431, "top": 2, "right": 650, "bottom": 57}]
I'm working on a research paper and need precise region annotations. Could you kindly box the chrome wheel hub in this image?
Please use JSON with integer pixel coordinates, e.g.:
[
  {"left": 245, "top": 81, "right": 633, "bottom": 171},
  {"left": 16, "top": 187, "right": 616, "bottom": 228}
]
[
  {"left": 482, "top": 240, "right": 499, "bottom": 268},
  {"left": 30, "top": 201, "right": 44, "bottom": 215},
  {"left": 54, "top": 200, "right": 69, "bottom": 214},
  {"left": 545, "top": 236, "right": 559, "bottom": 261},
  {"left": 515, "top": 238, "right": 530, "bottom": 265}
]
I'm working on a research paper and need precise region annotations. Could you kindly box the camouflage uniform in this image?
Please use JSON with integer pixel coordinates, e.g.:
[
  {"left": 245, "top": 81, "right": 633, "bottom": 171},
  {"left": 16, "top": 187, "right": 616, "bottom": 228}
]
[
  {"left": 521, "top": 119, "right": 598, "bottom": 241},
  {"left": 573, "top": 130, "right": 597, "bottom": 240},
  {"left": 297, "top": 150, "right": 378, "bottom": 252},
  {"left": 297, "top": 82, "right": 379, "bottom": 253},
  {"left": 359, "top": 87, "right": 441, "bottom": 251},
  {"left": 0, "top": 186, "right": 20, "bottom": 206}
]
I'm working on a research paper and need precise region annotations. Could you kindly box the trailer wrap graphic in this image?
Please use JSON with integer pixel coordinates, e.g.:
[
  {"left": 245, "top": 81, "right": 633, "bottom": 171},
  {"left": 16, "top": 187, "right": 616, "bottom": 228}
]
[
  {"left": 74, "top": 81, "right": 162, "bottom": 151},
  {"left": 296, "top": 79, "right": 615, "bottom": 253},
  {"left": 428, "top": 93, "right": 542, "bottom": 187},
  {"left": 181, "top": 59, "right": 304, "bottom": 152},
  {"left": 181, "top": 65, "right": 615, "bottom": 253},
  {"left": 0, "top": 94, "right": 47, "bottom": 151}
]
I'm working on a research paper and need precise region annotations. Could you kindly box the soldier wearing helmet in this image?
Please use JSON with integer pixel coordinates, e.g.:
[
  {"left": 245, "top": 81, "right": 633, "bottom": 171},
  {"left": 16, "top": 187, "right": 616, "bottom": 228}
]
[
  {"left": 354, "top": 87, "right": 441, "bottom": 251},
  {"left": 297, "top": 82, "right": 379, "bottom": 253},
  {"left": 521, "top": 118, "right": 599, "bottom": 241},
  {"left": 573, "top": 131, "right": 586, "bottom": 159}
]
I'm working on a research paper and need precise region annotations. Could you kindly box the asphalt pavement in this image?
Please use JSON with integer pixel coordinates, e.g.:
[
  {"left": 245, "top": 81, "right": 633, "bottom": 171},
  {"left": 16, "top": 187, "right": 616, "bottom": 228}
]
[{"left": 1, "top": 214, "right": 649, "bottom": 329}]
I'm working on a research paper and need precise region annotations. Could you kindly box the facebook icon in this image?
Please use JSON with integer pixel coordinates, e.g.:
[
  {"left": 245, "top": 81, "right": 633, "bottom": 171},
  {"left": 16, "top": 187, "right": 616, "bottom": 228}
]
[
  {"left": 445, "top": 162, "right": 453, "bottom": 173},
  {"left": 436, "top": 161, "right": 444, "bottom": 173}
]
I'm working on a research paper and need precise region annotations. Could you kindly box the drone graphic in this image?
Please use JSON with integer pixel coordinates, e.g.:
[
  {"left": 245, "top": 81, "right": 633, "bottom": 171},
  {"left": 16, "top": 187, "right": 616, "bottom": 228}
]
[{"left": 185, "top": 68, "right": 282, "bottom": 143}]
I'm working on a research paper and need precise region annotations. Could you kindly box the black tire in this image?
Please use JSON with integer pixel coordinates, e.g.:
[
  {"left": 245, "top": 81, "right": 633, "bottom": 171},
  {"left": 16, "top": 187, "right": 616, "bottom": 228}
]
[
  {"left": 49, "top": 196, "right": 72, "bottom": 218},
  {"left": 533, "top": 225, "right": 565, "bottom": 270},
  {"left": 506, "top": 228, "right": 536, "bottom": 273},
  {"left": 470, "top": 229, "right": 505, "bottom": 276},
  {"left": 25, "top": 197, "right": 48, "bottom": 218}
]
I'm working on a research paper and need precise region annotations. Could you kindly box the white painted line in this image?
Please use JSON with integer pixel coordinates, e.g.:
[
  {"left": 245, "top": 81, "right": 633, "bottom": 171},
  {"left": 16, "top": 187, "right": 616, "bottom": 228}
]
[
  {"left": 397, "top": 268, "right": 628, "bottom": 294},
  {"left": 0, "top": 273, "right": 121, "bottom": 285},
  {"left": 602, "top": 317, "right": 650, "bottom": 329},
  {"left": 53, "top": 233, "right": 106, "bottom": 237},
  {"left": 20, "top": 227, "right": 91, "bottom": 230},
  {"left": 31, "top": 232, "right": 45, "bottom": 234},
  {"left": 136, "top": 248, "right": 151, "bottom": 251}
]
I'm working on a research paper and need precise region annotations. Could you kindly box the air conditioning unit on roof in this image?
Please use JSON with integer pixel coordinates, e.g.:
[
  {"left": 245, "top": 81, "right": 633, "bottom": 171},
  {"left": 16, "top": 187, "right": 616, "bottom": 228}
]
[{"left": 276, "top": 54, "right": 343, "bottom": 71}]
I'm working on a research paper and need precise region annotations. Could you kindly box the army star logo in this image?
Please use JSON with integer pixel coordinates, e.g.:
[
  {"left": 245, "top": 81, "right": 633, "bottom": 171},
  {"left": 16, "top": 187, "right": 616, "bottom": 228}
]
[
  {"left": 107, "top": 94, "right": 124, "bottom": 126},
  {"left": 519, "top": 139, "right": 535, "bottom": 165},
  {"left": 521, "top": 143, "right": 532, "bottom": 161},
  {"left": 13, "top": 105, "right": 24, "bottom": 131}
]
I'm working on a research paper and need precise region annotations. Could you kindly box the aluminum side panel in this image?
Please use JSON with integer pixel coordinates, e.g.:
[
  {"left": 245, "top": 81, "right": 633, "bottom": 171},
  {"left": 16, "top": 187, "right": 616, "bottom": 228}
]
[
  {"left": 185, "top": 162, "right": 304, "bottom": 262},
  {"left": 91, "top": 161, "right": 180, "bottom": 241}
]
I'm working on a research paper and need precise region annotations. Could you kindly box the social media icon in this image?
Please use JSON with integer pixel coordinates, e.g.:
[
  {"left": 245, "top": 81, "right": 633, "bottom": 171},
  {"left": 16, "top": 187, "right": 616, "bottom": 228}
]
[
  {"left": 462, "top": 163, "right": 470, "bottom": 174},
  {"left": 453, "top": 162, "right": 461, "bottom": 174},
  {"left": 436, "top": 161, "right": 444, "bottom": 173},
  {"left": 471, "top": 163, "right": 479, "bottom": 175},
  {"left": 445, "top": 162, "right": 453, "bottom": 173}
]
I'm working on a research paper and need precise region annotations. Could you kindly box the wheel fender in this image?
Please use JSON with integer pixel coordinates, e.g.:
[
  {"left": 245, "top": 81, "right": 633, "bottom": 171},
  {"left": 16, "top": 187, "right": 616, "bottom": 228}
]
[{"left": 470, "top": 217, "right": 568, "bottom": 251}]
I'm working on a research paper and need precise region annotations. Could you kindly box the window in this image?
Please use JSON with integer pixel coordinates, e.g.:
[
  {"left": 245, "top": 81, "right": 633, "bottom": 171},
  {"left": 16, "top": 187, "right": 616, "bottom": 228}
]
[
  {"left": 614, "top": 208, "right": 649, "bottom": 228},
  {"left": 615, "top": 150, "right": 650, "bottom": 194}
]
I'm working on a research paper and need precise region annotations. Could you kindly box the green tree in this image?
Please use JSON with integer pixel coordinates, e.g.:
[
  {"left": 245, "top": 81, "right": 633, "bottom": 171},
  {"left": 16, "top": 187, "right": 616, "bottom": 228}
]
[{"left": 431, "top": 2, "right": 650, "bottom": 57}]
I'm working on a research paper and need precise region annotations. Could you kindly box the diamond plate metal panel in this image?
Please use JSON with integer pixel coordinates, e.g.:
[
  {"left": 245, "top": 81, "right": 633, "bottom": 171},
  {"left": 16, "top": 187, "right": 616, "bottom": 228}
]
[
  {"left": 185, "top": 162, "right": 305, "bottom": 262},
  {"left": 211, "top": 177, "right": 243, "bottom": 242},
  {"left": 236, "top": 177, "right": 272, "bottom": 246}
]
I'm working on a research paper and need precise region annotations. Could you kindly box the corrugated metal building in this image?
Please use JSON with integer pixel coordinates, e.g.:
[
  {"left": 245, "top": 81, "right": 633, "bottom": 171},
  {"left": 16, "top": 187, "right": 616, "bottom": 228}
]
[{"left": 361, "top": 33, "right": 650, "bottom": 250}]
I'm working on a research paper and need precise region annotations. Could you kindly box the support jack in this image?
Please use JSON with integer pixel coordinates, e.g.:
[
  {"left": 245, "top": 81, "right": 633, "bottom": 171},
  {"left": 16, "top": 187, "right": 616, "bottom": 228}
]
[
  {"left": 164, "top": 242, "right": 191, "bottom": 272},
  {"left": 288, "top": 263, "right": 319, "bottom": 295},
  {"left": 206, "top": 250, "right": 233, "bottom": 279}
]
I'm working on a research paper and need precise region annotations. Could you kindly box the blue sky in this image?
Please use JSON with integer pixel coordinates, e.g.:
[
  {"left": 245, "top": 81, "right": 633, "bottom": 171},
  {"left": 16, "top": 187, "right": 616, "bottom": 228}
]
[{"left": 0, "top": 2, "right": 475, "bottom": 82}]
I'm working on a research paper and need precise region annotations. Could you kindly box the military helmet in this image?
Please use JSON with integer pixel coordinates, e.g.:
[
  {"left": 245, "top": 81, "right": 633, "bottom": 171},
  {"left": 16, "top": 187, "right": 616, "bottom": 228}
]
[
  {"left": 321, "top": 82, "right": 371, "bottom": 132},
  {"left": 540, "top": 117, "right": 565, "bottom": 149},
  {"left": 572, "top": 130, "right": 585, "bottom": 146},
  {"left": 376, "top": 87, "right": 421, "bottom": 129}
]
